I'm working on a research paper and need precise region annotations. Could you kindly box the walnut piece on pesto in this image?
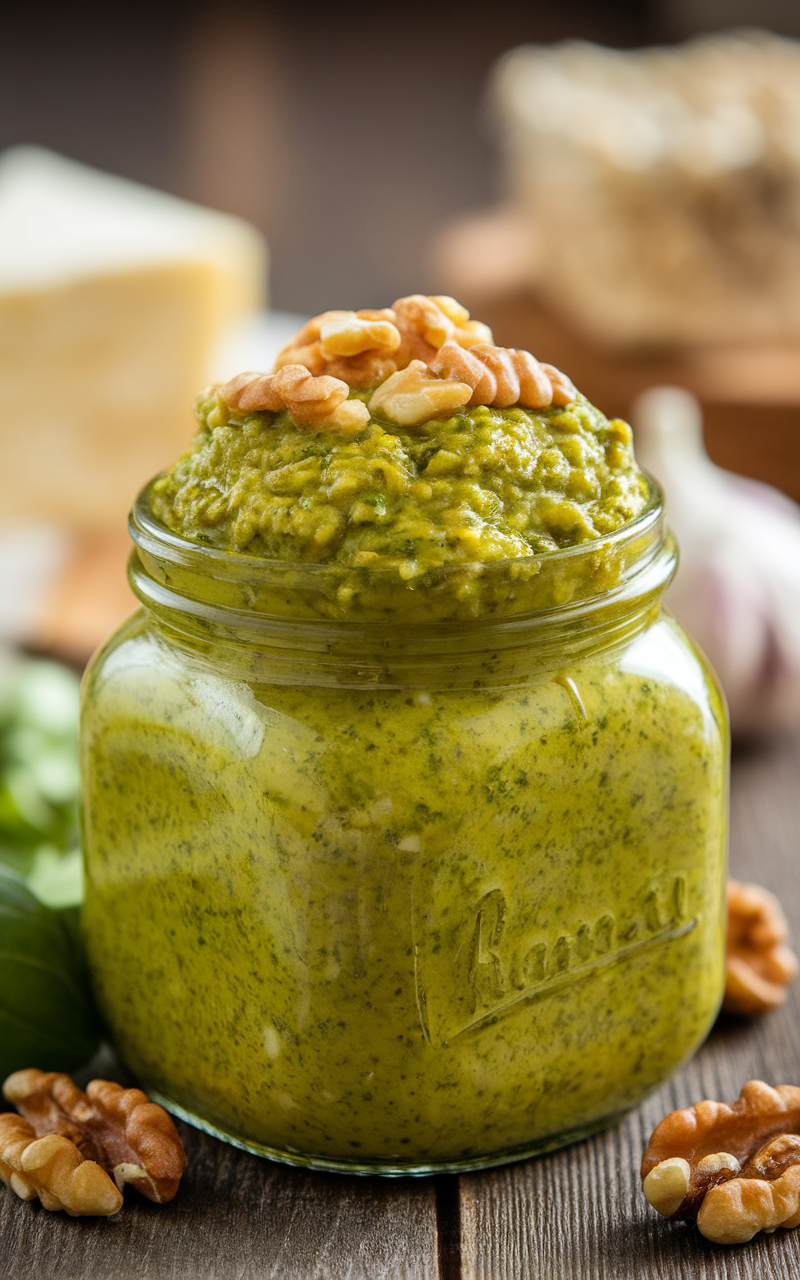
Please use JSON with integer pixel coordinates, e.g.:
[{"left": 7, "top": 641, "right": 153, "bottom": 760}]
[{"left": 151, "top": 294, "right": 648, "bottom": 565}]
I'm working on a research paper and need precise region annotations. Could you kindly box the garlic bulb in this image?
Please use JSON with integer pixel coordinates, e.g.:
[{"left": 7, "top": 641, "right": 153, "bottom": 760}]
[{"left": 631, "top": 386, "right": 800, "bottom": 737}]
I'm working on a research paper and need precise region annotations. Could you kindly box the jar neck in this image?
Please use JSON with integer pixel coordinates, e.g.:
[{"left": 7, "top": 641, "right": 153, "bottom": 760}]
[{"left": 128, "top": 479, "right": 676, "bottom": 690}]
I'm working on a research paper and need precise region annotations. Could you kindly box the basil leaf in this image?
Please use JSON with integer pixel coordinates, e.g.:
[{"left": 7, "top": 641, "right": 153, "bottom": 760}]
[
  {"left": 0, "top": 653, "right": 82, "bottom": 907},
  {"left": 0, "top": 864, "right": 102, "bottom": 1079}
]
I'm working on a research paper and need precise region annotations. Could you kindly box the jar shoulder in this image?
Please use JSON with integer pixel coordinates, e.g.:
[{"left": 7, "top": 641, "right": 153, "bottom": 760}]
[
  {"left": 81, "top": 608, "right": 148, "bottom": 705},
  {"left": 81, "top": 606, "right": 727, "bottom": 768},
  {"left": 623, "top": 607, "right": 728, "bottom": 737}
]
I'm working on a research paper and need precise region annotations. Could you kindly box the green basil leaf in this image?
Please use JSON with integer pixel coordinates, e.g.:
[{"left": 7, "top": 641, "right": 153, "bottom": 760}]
[{"left": 0, "top": 863, "right": 102, "bottom": 1079}]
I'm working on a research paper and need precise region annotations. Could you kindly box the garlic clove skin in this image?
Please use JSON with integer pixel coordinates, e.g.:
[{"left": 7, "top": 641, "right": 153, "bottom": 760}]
[{"left": 631, "top": 386, "right": 800, "bottom": 738}]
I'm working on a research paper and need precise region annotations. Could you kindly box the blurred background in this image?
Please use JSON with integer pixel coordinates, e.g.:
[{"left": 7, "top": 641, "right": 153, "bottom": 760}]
[
  {"left": 4, "top": 0, "right": 800, "bottom": 903},
  {"left": 5, "top": 0, "right": 800, "bottom": 311}
]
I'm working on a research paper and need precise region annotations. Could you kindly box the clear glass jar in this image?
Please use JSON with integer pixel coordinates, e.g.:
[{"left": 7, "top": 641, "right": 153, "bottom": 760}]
[{"left": 80, "top": 479, "right": 728, "bottom": 1174}]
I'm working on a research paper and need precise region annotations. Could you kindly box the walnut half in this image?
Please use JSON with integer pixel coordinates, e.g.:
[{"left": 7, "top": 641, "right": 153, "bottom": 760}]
[
  {"left": 274, "top": 296, "right": 493, "bottom": 388},
  {"left": 367, "top": 359, "right": 473, "bottom": 427},
  {"left": 2, "top": 1069, "right": 185, "bottom": 1211},
  {"left": 0, "top": 1112, "right": 123, "bottom": 1217},
  {"left": 218, "top": 366, "right": 369, "bottom": 433},
  {"left": 242, "top": 294, "right": 579, "bottom": 425},
  {"left": 725, "top": 879, "right": 798, "bottom": 1015},
  {"left": 429, "top": 340, "right": 568, "bottom": 410},
  {"left": 641, "top": 1080, "right": 800, "bottom": 1244}
]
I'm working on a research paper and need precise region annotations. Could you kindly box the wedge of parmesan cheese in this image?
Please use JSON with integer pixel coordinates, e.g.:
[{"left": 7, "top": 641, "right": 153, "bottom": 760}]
[{"left": 0, "top": 147, "right": 267, "bottom": 528}]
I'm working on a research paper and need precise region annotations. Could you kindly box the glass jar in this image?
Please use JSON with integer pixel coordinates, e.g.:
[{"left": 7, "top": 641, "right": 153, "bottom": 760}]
[{"left": 80, "top": 478, "right": 728, "bottom": 1175}]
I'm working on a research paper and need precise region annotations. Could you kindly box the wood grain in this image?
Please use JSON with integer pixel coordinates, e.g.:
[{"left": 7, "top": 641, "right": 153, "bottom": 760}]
[
  {"left": 0, "top": 1114, "right": 439, "bottom": 1280},
  {"left": 458, "top": 730, "right": 800, "bottom": 1279}
]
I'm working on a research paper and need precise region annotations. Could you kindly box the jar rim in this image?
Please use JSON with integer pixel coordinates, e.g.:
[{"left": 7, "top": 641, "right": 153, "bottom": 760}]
[
  {"left": 127, "top": 475, "right": 675, "bottom": 680},
  {"left": 130, "top": 474, "right": 663, "bottom": 582}
]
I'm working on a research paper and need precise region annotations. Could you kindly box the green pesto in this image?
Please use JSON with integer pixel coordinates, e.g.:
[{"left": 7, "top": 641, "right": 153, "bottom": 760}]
[
  {"left": 80, "top": 374, "right": 726, "bottom": 1172},
  {"left": 150, "top": 390, "right": 647, "bottom": 568},
  {"left": 81, "top": 607, "right": 727, "bottom": 1171}
]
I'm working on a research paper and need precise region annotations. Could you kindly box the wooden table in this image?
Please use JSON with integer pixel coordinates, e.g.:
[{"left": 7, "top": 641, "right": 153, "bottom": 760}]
[{"left": 3, "top": 732, "right": 800, "bottom": 1279}]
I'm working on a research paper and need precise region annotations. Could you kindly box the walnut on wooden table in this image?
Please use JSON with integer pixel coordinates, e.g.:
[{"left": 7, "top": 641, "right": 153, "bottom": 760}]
[
  {"left": 641, "top": 1080, "right": 800, "bottom": 1243},
  {"left": 725, "top": 879, "right": 799, "bottom": 1016},
  {"left": 0, "top": 1112, "right": 123, "bottom": 1217},
  {"left": 0, "top": 1068, "right": 185, "bottom": 1215}
]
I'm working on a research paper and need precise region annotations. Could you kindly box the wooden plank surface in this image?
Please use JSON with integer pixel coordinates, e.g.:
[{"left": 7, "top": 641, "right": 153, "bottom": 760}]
[
  {"left": 458, "top": 730, "right": 800, "bottom": 1279},
  {"left": 0, "top": 1117, "right": 440, "bottom": 1280},
  {"left": 3, "top": 732, "right": 800, "bottom": 1278}
]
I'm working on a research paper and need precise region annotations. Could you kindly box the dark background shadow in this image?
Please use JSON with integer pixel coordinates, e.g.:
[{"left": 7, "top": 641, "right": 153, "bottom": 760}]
[{"left": 4, "top": 0, "right": 799, "bottom": 312}]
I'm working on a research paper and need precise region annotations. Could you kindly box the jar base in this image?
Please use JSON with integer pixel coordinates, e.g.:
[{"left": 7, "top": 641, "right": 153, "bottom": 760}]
[{"left": 151, "top": 1091, "right": 631, "bottom": 1176}]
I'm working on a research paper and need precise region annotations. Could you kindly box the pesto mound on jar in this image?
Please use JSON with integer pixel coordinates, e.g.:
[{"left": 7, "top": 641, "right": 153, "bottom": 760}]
[{"left": 152, "top": 295, "right": 648, "bottom": 576}]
